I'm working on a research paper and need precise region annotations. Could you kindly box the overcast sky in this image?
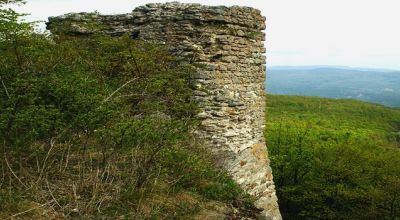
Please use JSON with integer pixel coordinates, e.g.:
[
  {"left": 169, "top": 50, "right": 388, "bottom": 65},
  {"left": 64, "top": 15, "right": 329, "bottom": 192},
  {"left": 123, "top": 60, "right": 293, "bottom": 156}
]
[{"left": 12, "top": 0, "right": 400, "bottom": 70}]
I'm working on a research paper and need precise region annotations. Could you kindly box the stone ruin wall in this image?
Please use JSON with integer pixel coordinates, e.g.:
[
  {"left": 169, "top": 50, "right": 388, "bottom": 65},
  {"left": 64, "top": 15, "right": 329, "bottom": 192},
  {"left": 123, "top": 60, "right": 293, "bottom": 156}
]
[{"left": 47, "top": 3, "right": 281, "bottom": 219}]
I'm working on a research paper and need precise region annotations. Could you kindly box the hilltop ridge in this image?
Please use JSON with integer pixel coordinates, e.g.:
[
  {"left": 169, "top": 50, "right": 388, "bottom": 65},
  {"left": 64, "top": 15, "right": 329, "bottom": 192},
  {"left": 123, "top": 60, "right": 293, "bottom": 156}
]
[{"left": 267, "top": 66, "right": 400, "bottom": 107}]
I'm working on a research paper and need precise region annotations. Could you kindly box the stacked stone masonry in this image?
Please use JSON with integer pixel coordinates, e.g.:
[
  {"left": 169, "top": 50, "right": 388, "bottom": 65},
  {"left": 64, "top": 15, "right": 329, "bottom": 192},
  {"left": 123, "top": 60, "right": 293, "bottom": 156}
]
[{"left": 47, "top": 2, "right": 281, "bottom": 219}]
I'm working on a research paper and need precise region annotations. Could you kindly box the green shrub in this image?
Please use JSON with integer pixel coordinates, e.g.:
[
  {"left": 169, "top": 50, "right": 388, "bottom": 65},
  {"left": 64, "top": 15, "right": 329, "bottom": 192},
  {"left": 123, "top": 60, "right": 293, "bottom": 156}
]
[{"left": 0, "top": 2, "right": 255, "bottom": 218}]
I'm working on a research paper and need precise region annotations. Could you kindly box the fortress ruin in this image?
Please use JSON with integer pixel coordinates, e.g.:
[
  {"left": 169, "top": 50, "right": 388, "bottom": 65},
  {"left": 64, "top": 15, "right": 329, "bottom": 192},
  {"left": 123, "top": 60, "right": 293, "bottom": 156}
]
[{"left": 47, "top": 2, "right": 281, "bottom": 219}]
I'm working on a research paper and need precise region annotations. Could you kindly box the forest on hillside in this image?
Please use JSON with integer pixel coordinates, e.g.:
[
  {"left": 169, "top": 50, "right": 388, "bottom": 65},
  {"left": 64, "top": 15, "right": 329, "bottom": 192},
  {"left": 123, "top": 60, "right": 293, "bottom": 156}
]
[{"left": 266, "top": 95, "right": 400, "bottom": 219}]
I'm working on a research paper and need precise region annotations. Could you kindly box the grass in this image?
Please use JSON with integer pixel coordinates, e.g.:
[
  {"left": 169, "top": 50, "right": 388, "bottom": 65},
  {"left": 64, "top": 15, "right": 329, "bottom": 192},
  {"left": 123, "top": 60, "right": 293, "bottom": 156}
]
[{"left": 0, "top": 142, "right": 256, "bottom": 219}]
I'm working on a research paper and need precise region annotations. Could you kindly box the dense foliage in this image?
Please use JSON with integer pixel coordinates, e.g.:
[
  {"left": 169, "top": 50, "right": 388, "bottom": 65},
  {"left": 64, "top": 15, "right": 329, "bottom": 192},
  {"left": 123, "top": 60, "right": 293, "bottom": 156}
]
[
  {"left": 0, "top": 2, "right": 254, "bottom": 218},
  {"left": 266, "top": 95, "right": 400, "bottom": 220}
]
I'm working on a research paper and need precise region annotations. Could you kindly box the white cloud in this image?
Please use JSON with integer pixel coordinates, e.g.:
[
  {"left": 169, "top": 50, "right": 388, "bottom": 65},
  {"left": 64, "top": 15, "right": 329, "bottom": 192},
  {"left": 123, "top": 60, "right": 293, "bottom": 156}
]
[
  {"left": 12, "top": 0, "right": 400, "bottom": 70},
  {"left": 383, "top": 88, "right": 394, "bottom": 92}
]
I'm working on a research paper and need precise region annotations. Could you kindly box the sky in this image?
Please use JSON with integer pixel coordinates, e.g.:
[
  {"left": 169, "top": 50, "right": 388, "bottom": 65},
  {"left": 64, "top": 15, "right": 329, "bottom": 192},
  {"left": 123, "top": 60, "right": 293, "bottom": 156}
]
[{"left": 10, "top": 0, "right": 400, "bottom": 70}]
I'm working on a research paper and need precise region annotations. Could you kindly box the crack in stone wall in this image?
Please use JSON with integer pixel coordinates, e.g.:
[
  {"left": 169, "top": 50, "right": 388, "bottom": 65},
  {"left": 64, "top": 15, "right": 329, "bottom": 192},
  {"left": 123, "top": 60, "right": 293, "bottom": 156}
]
[{"left": 47, "top": 2, "right": 281, "bottom": 219}]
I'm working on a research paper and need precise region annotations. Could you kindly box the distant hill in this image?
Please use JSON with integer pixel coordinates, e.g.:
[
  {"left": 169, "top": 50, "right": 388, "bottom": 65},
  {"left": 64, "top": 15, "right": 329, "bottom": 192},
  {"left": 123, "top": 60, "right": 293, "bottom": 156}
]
[{"left": 266, "top": 66, "right": 400, "bottom": 107}]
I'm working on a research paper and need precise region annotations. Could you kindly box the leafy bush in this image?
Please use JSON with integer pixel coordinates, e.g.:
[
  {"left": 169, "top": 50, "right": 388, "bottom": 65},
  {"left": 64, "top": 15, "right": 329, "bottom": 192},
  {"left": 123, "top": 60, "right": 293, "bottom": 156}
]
[{"left": 0, "top": 2, "right": 254, "bottom": 218}]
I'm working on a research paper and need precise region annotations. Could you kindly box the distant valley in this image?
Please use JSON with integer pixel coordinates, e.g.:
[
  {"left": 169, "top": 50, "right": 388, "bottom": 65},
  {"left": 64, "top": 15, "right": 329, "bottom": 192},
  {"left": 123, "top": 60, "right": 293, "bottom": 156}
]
[{"left": 266, "top": 66, "right": 400, "bottom": 107}]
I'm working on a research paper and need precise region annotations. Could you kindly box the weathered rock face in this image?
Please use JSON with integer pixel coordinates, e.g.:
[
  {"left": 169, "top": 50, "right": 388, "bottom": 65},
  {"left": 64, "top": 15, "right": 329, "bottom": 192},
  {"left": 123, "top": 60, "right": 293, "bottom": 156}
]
[{"left": 47, "top": 2, "right": 281, "bottom": 219}]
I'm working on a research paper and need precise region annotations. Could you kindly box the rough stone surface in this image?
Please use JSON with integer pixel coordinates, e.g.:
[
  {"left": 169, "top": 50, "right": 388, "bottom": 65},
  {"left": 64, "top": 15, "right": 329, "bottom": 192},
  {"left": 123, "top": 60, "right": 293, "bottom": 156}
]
[{"left": 47, "top": 2, "right": 281, "bottom": 219}]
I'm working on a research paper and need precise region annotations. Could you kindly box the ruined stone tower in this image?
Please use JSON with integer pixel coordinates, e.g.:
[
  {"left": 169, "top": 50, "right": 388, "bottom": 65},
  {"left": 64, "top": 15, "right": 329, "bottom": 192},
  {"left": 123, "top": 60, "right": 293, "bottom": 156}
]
[{"left": 47, "top": 2, "right": 281, "bottom": 219}]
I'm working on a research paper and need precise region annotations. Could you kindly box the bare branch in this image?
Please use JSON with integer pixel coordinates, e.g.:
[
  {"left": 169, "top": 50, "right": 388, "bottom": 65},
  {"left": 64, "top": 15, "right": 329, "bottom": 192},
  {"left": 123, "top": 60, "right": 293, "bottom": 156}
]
[
  {"left": 1, "top": 77, "right": 10, "bottom": 98},
  {"left": 37, "top": 138, "right": 55, "bottom": 183},
  {"left": 4, "top": 155, "right": 28, "bottom": 188},
  {"left": 8, "top": 201, "right": 53, "bottom": 219},
  {"left": 46, "top": 180, "right": 62, "bottom": 209},
  {"left": 103, "top": 78, "right": 137, "bottom": 103}
]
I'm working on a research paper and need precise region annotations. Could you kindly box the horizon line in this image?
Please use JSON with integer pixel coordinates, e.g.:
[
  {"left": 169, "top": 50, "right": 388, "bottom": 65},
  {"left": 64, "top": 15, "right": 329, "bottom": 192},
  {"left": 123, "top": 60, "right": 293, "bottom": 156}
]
[{"left": 268, "top": 65, "right": 400, "bottom": 72}]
